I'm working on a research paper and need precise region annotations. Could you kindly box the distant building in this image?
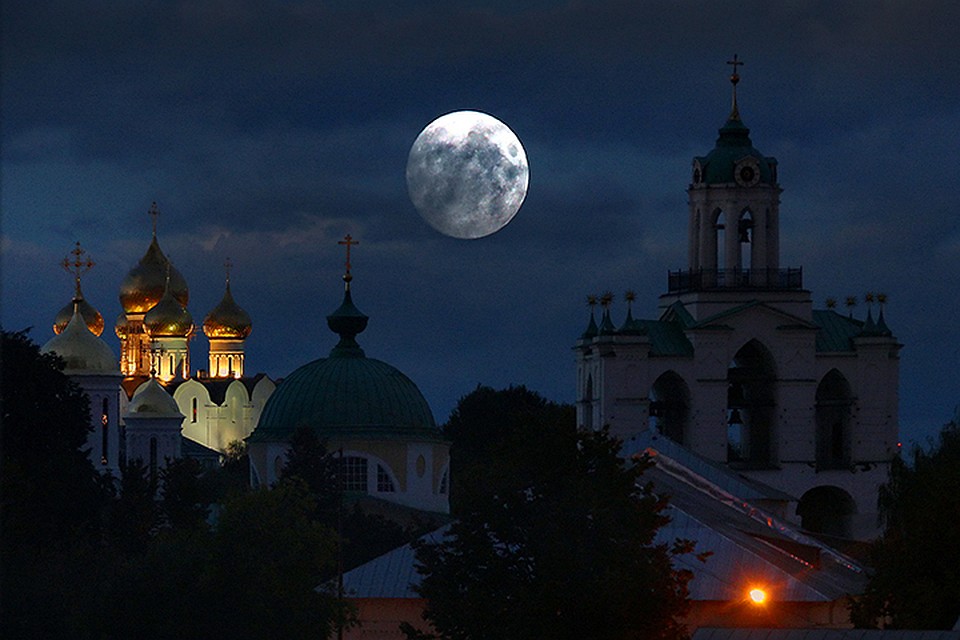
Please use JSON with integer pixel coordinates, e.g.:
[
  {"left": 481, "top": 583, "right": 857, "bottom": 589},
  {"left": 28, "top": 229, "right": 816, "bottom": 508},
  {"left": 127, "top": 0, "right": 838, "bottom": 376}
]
[
  {"left": 574, "top": 62, "right": 901, "bottom": 540},
  {"left": 45, "top": 208, "right": 273, "bottom": 474},
  {"left": 247, "top": 248, "right": 451, "bottom": 514}
]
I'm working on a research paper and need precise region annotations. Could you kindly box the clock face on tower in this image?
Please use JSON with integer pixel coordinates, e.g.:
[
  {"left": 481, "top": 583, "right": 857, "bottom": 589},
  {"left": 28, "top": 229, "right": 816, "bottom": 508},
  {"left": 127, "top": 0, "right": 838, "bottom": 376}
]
[{"left": 735, "top": 158, "right": 760, "bottom": 187}]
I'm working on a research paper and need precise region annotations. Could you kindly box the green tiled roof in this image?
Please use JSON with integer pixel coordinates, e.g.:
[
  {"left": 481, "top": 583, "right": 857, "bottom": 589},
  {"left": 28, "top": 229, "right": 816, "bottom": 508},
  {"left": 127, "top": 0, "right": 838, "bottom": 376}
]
[
  {"left": 637, "top": 319, "right": 694, "bottom": 356},
  {"left": 812, "top": 310, "right": 863, "bottom": 352},
  {"left": 249, "top": 288, "right": 440, "bottom": 443}
]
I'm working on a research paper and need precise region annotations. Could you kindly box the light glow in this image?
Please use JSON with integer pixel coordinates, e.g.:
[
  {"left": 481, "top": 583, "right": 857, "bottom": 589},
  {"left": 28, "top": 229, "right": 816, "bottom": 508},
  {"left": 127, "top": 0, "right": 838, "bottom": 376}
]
[{"left": 748, "top": 588, "right": 767, "bottom": 604}]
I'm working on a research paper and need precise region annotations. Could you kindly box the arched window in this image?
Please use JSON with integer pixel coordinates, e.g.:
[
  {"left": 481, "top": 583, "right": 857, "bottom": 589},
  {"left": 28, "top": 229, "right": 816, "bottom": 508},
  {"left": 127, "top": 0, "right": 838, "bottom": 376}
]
[
  {"left": 727, "top": 340, "right": 777, "bottom": 467},
  {"left": 191, "top": 397, "right": 198, "bottom": 423},
  {"left": 816, "top": 370, "right": 853, "bottom": 469},
  {"left": 797, "top": 486, "right": 856, "bottom": 538},
  {"left": 340, "top": 456, "right": 368, "bottom": 492},
  {"left": 649, "top": 371, "right": 690, "bottom": 444},
  {"left": 376, "top": 465, "right": 396, "bottom": 492}
]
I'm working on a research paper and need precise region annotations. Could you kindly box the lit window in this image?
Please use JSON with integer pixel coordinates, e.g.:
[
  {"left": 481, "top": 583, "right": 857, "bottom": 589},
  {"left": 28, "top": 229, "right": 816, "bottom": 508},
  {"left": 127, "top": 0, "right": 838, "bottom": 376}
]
[
  {"left": 191, "top": 397, "right": 198, "bottom": 423},
  {"left": 377, "top": 465, "right": 395, "bottom": 492},
  {"left": 340, "top": 456, "right": 368, "bottom": 492}
]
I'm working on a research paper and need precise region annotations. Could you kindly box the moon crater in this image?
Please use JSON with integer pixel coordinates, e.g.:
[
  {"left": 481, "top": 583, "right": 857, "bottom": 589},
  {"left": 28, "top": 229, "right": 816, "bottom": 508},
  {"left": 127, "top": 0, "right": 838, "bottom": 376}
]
[{"left": 406, "top": 111, "right": 529, "bottom": 239}]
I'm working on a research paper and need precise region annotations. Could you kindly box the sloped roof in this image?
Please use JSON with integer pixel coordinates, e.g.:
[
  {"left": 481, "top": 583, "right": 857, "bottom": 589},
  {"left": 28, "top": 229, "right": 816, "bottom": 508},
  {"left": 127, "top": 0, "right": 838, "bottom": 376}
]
[
  {"left": 637, "top": 319, "right": 695, "bottom": 356},
  {"left": 622, "top": 430, "right": 796, "bottom": 503},
  {"left": 691, "top": 301, "right": 817, "bottom": 331},
  {"left": 341, "top": 434, "right": 865, "bottom": 604},
  {"left": 812, "top": 310, "right": 863, "bottom": 353}
]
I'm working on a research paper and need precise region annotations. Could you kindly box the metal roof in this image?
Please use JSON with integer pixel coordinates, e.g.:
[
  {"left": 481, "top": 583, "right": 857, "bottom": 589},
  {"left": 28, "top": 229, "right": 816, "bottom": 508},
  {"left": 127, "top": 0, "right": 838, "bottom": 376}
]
[{"left": 812, "top": 310, "right": 863, "bottom": 353}]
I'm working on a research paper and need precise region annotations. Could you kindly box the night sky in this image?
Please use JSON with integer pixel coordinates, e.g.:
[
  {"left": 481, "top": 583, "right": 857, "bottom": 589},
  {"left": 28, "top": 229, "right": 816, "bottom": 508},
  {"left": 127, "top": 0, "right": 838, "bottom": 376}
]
[{"left": 3, "top": 1, "right": 959, "bottom": 448}]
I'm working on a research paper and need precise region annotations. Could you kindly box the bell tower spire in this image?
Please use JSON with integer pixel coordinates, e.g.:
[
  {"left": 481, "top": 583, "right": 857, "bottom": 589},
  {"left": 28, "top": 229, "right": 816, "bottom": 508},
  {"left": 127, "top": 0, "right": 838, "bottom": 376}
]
[{"left": 677, "top": 56, "right": 794, "bottom": 296}]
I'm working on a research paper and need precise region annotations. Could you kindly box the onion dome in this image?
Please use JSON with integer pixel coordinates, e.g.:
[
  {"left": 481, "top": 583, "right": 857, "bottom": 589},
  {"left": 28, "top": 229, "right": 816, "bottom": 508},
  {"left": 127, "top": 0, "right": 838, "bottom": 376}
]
[
  {"left": 119, "top": 235, "right": 189, "bottom": 314},
  {"left": 203, "top": 280, "right": 252, "bottom": 339},
  {"left": 143, "top": 285, "right": 194, "bottom": 338},
  {"left": 114, "top": 312, "right": 129, "bottom": 339},
  {"left": 54, "top": 288, "right": 104, "bottom": 337},
  {"left": 250, "top": 286, "right": 438, "bottom": 444},
  {"left": 127, "top": 377, "right": 182, "bottom": 417},
  {"left": 42, "top": 307, "right": 119, "bottom": 375}
]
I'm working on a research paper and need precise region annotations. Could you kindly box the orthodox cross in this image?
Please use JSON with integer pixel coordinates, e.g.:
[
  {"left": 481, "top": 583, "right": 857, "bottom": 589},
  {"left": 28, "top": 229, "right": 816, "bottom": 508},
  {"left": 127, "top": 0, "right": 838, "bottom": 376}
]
[
  {"left": 148, "top": 202, "right": 160, "bottom": 236},
  {"left": 224, "top": 257, "right": 233, "bottom": 286},
  {"left": 726, "top": 54, "right": 743, "bottom": 119},
  {"left": 338, "top": 234, "right": 359, "bottom": 287},
  {"left": 61, "top": 241, "right": 95, "bottom": 296}
]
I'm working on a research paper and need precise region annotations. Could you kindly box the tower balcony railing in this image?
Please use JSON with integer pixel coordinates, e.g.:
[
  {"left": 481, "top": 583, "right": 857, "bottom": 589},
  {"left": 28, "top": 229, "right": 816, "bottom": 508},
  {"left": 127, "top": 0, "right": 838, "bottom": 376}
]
[{"left": 667, "top": 267, "right": 803, "bottom": 293}]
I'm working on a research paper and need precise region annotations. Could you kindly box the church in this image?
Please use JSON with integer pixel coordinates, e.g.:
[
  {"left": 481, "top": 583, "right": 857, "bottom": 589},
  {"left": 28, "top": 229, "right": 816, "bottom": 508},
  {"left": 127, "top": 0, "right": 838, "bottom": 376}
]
[
  {"left": 575, "top": 60, "right": 901, "bottom": 541},
  {"left": 42, "top": 206, "right": 275, "bottom": 479}
]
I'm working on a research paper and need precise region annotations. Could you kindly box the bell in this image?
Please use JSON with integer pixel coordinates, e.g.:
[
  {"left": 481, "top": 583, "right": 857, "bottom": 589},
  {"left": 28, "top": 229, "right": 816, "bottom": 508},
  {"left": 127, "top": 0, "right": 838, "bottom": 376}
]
[{"left": 728, "top": 409, "right": 743, "bottom": 425}]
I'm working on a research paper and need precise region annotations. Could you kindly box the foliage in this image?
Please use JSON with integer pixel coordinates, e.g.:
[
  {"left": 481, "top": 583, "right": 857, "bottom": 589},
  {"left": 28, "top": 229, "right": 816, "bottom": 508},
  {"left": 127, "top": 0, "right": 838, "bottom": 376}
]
[
  {"left": 279, "top": 426, "right": 420, "bottom": 572},
  {"left": 408, "top": 385, "right": 695, "bottom": 640},
  {"left": 851, "top": 416, "right": 960, "bottom": 629},
  {"left": 0, "top": 331, "right": 348, "bottom": 638},
  {"left": 1, "top": 329, "right": 110, "bottom": 636}
]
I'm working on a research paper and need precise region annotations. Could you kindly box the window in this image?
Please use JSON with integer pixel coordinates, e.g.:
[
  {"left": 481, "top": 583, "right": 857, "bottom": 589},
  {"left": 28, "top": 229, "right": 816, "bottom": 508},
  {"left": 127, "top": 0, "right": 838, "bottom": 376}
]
[
  {"left": 340, "top": 456, "right": 368, "bottom": 492},
  {"left": 101, "top": 398, "right": 109, "bottom": 465},
  {"left": 191, "top": 397, "right": 198, "bottom": 423},
  {"left": 376, "top": 465, "right": 395, "bottom": 492}
]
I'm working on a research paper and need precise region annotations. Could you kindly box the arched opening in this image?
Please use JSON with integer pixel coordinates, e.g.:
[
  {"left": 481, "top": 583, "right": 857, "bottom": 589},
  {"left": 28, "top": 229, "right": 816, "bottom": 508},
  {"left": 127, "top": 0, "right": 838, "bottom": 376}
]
[
  {"left": 649, "top": 371, "right": 690, "bottom": 444},
  {"left": 738, "top": 209, "right": 754, "bottom": 273},
  {"left": 816, "top": 370, "right": 853, "bottom": 469},
  {"left": 376, "top": 464, "right": 397, "bottom": 493},
  {"left": 713, "top": 209, "right": 726, "bottom": 272},
  {"left": 797, "top": 486, "right": 856, "bottom": 538},
  {"left": 727, "top": 340, "right": 777, "bottom": 467}
]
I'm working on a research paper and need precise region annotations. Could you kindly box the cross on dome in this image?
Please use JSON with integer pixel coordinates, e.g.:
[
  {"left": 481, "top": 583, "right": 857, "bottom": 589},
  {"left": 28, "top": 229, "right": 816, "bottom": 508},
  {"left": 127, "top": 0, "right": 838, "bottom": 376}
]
[
  {"left": 148, "top": 201, "right": 160, "bottom": 236},
  {"left": 338, "top": 234, "right": 359, "bottom": 289},
  {"left": 726, "top": 54, "right": 744, "bottom": 120},
  {"left": 61, "top": 241, "right": 95, "bottom": 296},
  {"left": 224, "top": 257, "right": 233, "bottom": 285}
]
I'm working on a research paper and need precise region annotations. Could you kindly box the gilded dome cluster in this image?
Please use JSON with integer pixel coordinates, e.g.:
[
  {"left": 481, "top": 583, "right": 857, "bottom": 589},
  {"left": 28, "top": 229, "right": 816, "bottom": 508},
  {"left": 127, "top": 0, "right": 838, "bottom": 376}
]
[{"left": 203, "top": 281, "right": 252, "bottom": 339}]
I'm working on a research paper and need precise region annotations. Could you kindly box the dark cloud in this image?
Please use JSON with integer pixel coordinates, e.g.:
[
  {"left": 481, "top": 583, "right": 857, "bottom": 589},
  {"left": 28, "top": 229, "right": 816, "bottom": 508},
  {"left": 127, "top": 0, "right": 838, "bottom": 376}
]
[{"left": 3, "top": 0, "right": 959, "bottom": 442}]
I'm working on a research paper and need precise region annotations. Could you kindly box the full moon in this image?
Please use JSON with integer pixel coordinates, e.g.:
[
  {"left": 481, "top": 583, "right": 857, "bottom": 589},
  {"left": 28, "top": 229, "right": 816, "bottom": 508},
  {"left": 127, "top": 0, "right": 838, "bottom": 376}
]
[{"left": 406, "top": 110, "right": 529, "bottom": 239}]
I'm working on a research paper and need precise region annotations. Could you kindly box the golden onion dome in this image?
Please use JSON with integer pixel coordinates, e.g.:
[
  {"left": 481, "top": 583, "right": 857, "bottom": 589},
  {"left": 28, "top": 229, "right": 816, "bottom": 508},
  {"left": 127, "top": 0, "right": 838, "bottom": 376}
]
[
  {"left": 114, "top": 311, "right": 129, "bottom": 339},
  {"left": 203, "top": 281, "right": 252, "bottom": 339},
  {"left": 143, "top": 286, "right": 194, "bottom": 338},
  {"left": 119, "top": 236, "right": 189, "bottom": 314},
  {"left": 54, "top": 287, "right": 104, "bottom": 337}
]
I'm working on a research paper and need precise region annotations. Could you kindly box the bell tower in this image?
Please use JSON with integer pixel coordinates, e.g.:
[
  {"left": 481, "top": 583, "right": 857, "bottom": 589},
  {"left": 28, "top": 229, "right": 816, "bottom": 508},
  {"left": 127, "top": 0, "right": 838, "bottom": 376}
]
[{"left": 684, "top": 55, "right": 787, "bottom": 291}]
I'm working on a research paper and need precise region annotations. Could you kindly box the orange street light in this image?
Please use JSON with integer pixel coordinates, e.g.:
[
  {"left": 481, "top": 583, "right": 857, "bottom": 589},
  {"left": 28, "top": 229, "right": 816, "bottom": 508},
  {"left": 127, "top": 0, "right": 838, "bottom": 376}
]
[{"left": 748, "top": 588, "right": 767, "bottom": 605}]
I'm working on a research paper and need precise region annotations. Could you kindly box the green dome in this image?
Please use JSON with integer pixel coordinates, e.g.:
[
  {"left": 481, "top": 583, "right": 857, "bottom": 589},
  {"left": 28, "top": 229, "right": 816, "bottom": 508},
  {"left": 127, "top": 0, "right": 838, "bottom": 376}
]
[
  {"left": 249, "top": 287, "right": 439, "bottom": 443},
  {"left": 694, "top": 117, "right": 778, "bottom": 186}
]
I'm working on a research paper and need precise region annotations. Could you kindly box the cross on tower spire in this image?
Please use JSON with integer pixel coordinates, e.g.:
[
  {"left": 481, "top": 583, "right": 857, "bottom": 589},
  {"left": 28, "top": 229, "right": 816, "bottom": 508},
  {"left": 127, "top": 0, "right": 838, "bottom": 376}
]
[
  {"left": 726, "top": 54, "right": 743, "bottom": 120},
  {"left": 224, "top": 257, "right": 233, "bottom": 286},
  {"left": 61, "top": 241, "right": 95, "bottom": 297},
  {"left": 148, "top": 202, "right": 160, "bottom": 237},
  {"left": 338, "top": 234, "right": 359, "bottom": 290}
]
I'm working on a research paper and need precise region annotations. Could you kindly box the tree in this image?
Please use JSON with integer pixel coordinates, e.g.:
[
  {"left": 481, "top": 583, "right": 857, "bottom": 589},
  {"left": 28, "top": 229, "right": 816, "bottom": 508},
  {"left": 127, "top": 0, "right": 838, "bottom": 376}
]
[
  {"left": 1, "top": 330, "right": 109, "bottom": 637},
  {"left": 407, "top": 385, "right": 696, "bottom": 640},
  {"left": 851, "top": 416, "right": 960, "bottom": 629},
  {"left": 159, "top": 456, "right": 213, "bottom": 531}
]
